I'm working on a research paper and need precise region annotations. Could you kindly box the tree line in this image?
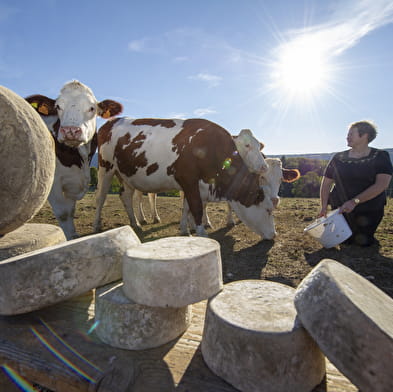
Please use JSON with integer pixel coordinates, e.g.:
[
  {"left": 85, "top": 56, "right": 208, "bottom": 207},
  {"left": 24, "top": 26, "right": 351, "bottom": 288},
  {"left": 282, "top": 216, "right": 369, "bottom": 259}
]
[
  {"left": 89, "top": 156, "right": 393, "bottom": 198},
  {"left": 279, "top": 156, "right": 328, "bottom": 198}
]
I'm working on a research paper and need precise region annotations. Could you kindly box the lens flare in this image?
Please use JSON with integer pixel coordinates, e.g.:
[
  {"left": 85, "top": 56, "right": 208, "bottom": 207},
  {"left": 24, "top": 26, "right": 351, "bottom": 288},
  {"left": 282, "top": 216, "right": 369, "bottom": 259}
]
[
  {"left": 39, "top": 319, "right": 101, "bottom": 372},
  {"left": 1, "top": 365, "right": 36, "bottom": 392},
  {"left": 30, "top": 327, "right": 97, "bottom": 384},
  {"left": 87, "top": 320, "right": 100, "bottom": 335}
]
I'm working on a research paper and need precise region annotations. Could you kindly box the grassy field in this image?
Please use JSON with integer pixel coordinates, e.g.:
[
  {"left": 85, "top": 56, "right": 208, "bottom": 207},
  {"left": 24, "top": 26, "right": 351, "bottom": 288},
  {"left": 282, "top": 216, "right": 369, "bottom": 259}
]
[{"left": 30, "top": 194, "right": 393, "bottom": 299}]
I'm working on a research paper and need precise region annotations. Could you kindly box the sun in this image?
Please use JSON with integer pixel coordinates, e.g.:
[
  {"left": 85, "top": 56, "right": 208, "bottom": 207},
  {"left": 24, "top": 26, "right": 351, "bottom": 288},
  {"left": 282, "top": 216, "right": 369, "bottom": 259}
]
[{"left": 270, "top": 35, "right": 333, "bottom": 101}]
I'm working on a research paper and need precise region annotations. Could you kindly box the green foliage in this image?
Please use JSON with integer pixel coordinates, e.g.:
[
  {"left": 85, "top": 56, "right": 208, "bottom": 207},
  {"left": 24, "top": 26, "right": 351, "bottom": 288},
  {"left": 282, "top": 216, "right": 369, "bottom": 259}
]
[
  {"left": 109, "top": 176, "right": 122, "bottom": 194},
  {"left": 278, "top": 156, "right": 327, "bottom": 198},
  {"left": 158, "top": 190, "right": 180, "bottom": 197},
  {"left": 291, "top": 171, "right": 321, "bottom": 198},
  {"left": 89, "top": 167, "right": 122, "bottom": 193},
  {"left": 89, "top": 167, "right": 98, "bottom": 190},
  {"left": 284, "top": 157, "right": 328, "bottom": 176}
]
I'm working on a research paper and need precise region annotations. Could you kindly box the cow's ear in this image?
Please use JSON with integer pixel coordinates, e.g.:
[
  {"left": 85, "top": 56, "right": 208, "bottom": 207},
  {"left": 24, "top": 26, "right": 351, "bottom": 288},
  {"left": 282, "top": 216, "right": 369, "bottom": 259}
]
[
  {"left": 97, "top": 100, "right": 123, "bottom": 119},
  {"left": 282, "top": 168, "right": 301, "bottom": 183},
  {"left": 25, "top": 95, "right": 56, "bottom": 116}
]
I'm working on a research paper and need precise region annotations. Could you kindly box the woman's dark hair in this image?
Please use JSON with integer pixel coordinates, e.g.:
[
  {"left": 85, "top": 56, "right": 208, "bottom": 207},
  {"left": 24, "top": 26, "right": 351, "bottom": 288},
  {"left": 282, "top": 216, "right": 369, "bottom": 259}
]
[{"left": 349, "top": 120, "right": 377, "bottom": 143}]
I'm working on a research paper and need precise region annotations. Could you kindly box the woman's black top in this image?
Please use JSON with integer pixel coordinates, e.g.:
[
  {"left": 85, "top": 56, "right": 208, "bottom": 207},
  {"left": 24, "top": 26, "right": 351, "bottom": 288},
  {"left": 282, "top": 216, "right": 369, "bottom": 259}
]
[{"left": 324, "top": 148, "right": 393, "bottom": 212}]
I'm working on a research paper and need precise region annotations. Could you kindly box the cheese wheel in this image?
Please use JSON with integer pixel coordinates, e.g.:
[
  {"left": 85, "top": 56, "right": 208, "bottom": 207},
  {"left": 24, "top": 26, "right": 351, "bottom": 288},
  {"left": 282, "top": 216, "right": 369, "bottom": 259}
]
[{"left": 0, "top": 86, "right": 55, "bottom": 235}]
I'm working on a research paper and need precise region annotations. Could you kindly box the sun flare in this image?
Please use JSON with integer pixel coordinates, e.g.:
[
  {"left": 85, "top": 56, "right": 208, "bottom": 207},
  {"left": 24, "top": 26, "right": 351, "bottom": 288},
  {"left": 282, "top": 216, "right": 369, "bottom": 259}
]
[{"left": 271, "top": 36, "right": 333, "bottom": 101}]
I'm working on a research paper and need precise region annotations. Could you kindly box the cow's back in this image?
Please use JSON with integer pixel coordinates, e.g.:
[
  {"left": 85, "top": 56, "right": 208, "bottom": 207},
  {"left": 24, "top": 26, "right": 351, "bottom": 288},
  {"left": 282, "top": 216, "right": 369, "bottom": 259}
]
[{"left": 98, "top": 118, "right": 236, "bottom": 192}]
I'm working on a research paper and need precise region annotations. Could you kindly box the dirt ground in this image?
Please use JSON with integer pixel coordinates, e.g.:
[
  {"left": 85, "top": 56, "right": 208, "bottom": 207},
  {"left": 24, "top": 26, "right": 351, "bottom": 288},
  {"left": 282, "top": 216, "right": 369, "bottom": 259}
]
[{"left": 31, "top": 193, "right": 393, "bottom": 299}]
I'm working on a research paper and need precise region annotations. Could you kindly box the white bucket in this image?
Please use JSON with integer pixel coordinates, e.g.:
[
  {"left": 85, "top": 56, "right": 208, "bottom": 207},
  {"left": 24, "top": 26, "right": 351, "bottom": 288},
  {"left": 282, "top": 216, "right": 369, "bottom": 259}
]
[{"left": 304, "top": 209, "right": 352, "bottom": 248}]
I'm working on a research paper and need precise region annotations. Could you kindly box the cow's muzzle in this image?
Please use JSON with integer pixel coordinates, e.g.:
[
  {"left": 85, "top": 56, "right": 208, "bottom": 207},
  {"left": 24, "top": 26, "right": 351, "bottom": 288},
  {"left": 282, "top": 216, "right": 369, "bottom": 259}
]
[{"left": 60, "top": 126, "right": 82, "bottom": 140}]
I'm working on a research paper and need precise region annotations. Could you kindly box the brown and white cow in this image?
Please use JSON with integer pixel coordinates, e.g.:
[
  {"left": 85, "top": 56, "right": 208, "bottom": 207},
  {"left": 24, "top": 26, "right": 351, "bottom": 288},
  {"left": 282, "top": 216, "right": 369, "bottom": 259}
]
[
  {"left": 94, "top": 118, "right": 275, "bottom": 238},
  {"left": 116, "top": 134, "right": 269, "bottom": 228},
  {"left": 26, "top": 80, "right": 122, "bottom": 239},
  {"left": 183, "top": 157, "right": 301, "bottom": 229},
  {"left": 224, "top": 157, "right": 300, "bottom": 226}
]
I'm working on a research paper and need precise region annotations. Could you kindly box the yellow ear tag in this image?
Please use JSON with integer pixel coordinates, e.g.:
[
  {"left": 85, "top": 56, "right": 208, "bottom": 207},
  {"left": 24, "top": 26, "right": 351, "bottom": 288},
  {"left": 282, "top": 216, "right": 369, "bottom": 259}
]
[
  {"left": 31, "top": 102, "right": 38, "bottom": 109},
  {"left": 38, "top": 104, "right": 49, "bottom": 115},
  {"left": 102, "top": 110, "right": 111, "bottom": 119}
]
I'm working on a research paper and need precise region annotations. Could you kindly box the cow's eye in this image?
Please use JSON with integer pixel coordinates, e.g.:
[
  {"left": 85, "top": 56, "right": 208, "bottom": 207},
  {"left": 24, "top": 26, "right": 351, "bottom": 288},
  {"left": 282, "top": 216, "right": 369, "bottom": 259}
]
[
  {"left": 89, "top": 106, "right": 95, "bottom": 112},
  {"left": 55, "top": 104, "right": 62, "bottom": 112}
]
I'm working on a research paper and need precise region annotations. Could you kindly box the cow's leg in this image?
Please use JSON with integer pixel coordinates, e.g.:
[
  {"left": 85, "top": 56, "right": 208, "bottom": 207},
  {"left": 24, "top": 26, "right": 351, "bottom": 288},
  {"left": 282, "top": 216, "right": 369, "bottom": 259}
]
[
  {"left": 133, "top": 189, "right": 147, "bottom": 225},
  {"left": 197, "top": 185, "right": 212, "bottom": 229},
  {"left": 93, "top": 167, "right": 114, "bottom": 232},
  {"left": 180, "top": 182, "right": 207, "bottom": 237},
  {"left": 148, "top": 193, "right": 161, "bottom": 223},
  {"left": 119, "top": 184, "right": 141, "bottom": 229},
  {"left": 202, "top": 204, "right": 213, "bottom": 229},
  {"left": 179, "top": 195, "right": 194, "bottom": 233},
  {"left": 185, "top": 203, "right": 211, "bottom": 231},
  {"left": 180, "top": 191, "right": 209, "bottom": 234},
  {"left": 180, "top": 198, "right": 191, "bottom": 235},
  {"left": 48, "top": 187, "right": 77, "bottom": 240},
  {"left": 226, "top": 202, "right": 236, "bottom": 226},
  {"left": 179, "top": 191, "right": 190, "bottom": 235}
]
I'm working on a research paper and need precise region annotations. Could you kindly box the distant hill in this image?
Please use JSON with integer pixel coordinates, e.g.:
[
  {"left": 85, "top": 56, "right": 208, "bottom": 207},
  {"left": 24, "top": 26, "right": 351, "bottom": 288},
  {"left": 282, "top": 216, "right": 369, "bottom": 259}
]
[
  {"left": 270, "top": 147, "right": 393, "bottom": 163},
  {"left": 90, "top": 148, "right": 393, "bottom": 168},
  {"left": 268, "top": 152, "right": 333, "bottom": 161}
]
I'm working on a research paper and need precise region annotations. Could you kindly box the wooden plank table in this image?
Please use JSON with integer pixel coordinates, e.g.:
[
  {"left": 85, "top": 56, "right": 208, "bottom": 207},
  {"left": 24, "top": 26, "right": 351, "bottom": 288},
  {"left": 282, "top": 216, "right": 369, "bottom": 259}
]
[{"left": 0, "top": 290, "right": 358, "bottom": 392}]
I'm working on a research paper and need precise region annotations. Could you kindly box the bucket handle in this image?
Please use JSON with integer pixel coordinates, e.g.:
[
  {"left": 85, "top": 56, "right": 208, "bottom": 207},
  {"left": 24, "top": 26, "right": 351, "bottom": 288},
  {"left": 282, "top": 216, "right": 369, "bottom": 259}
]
[{"left": 304, "top": 209, "right": 341, "bottom": 233}]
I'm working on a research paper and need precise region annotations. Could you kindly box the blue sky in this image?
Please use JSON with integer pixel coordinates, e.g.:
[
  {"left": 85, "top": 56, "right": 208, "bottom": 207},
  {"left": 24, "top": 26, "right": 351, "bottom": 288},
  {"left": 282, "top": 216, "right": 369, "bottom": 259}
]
[{"left": 1, "top": 0, "right": 392, "bottom": 155}]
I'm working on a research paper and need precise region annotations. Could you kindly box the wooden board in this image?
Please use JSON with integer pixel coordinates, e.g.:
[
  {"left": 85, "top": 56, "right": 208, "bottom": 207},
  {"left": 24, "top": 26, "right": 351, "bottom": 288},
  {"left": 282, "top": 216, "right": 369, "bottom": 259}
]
[{"left": 0, "top": 290, "right": 358, "bottom": 392}]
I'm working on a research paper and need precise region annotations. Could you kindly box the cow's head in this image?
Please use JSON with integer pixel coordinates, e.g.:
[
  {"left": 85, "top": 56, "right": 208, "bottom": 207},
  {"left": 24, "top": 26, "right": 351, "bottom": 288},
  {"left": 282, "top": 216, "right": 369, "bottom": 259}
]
[
  {"left": 233, "top": 129, "right": 268, "bottom": 174},
  {"left": 222, "top": 163, "right": 276, "bottom": 240},
  {"left": 229, "top": 191, "right": 276, "bottom": 240},
  {"left": 259, "top": 158, "right": 300, "bottom": 208},
  {"left": 26, "top": 80, "right": 122, "bottom": 147}
]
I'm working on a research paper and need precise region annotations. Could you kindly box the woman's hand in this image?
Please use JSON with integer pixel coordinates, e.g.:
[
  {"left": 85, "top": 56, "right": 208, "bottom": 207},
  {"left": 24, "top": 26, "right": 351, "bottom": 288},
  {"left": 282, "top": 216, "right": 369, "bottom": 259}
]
[
  {"left": 318, "top": 207, "right": 328, "bottom": 218},
  {"left": 339, "top": 199, "right": 357, "bottom": 214}
]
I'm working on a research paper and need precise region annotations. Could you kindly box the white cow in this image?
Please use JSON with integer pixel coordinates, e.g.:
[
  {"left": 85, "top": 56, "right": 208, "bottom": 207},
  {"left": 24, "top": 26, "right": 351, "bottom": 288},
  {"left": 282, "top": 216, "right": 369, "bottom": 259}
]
[
  {"left": 223, "top": 157, "right": 300, "bottom": 226},
  {"left": 26, "top": 80, "right": 122, "bottom": 239},
  {"left": 183, "top": 157, "right": 300, "bottom": 230},
  {"left": 94, "top": 118, "right": 274, "bottom": 239}
]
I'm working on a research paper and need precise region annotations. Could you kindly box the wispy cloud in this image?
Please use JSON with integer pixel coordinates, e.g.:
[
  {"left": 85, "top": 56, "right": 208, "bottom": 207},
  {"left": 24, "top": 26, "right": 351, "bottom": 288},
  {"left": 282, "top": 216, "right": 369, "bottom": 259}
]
[
  {"left": 168, "top": 112, "right": 187, "bottom": 119},
  {"left": 189, "top": 73, "right": 222, "bottom": 87},
  {"left": 277, "top": 0, "right": 393, "bottom": 58},
  {"left": 193, "top": 107, "right": 217, "bottom": 117},
  {"left": 126, "top": 27, "right": 252, "bottom": 67},
  {"left": 128, "top": 38, "right": 150, "bottom": 52},
  {"left": 173, "top": 56, "right": 189, "bottom": 62}
]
